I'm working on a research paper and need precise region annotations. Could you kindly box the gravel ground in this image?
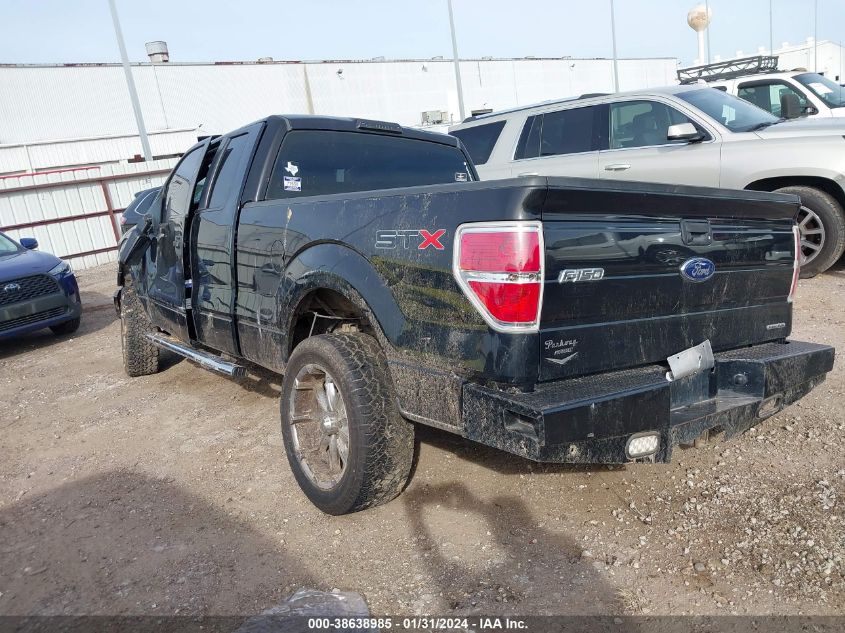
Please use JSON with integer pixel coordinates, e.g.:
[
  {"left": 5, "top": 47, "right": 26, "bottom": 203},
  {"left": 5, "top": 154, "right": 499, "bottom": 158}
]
[{"left": 0, "top": 261, "right": 842, "bottom": 617}]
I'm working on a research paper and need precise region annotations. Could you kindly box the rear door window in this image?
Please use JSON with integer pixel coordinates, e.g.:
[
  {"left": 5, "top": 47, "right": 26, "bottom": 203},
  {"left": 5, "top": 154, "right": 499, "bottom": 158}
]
[
  {"left": 514, "top": 115, "right": 542, "bottom": 159},
  {"left": 514, "top": 106, "right": 600, "bottom": 159},
  {"left": 450, "top": 121, "right": 506, "bottom": 165},
  {"left": 539, "top": 106, "right": 596, "bottom": 156},
  {"left": 265, "top": 131, "right": 472, "bottom": 200}
]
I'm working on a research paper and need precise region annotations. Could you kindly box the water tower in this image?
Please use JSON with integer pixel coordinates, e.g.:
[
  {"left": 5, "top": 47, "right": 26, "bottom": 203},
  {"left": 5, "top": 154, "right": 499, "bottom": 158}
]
[{"left": 687, "top": 4, "right": 712, "bottom": 65}]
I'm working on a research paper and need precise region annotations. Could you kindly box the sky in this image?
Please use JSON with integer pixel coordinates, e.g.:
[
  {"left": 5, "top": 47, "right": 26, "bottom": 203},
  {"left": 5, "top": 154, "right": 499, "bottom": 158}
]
[{"left": 1, "top": 0, "right": 844, "bottom": 67}]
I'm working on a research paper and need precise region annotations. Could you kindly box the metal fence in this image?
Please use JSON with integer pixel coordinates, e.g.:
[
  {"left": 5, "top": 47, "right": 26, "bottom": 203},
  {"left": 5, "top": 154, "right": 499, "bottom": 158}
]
[{"left": 0, "top": 159, "right": 176, "bottom": 270}]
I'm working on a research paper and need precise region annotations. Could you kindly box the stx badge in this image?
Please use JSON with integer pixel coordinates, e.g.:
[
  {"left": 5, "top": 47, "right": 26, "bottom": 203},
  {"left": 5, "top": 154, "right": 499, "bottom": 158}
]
[{"left": 375, "top": 229, "right": 446, "bottom": 250}]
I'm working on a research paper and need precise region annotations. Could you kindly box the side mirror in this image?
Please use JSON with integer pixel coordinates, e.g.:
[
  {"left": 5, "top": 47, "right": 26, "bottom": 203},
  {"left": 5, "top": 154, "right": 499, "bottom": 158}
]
[
  {"left": 780, "top": 93, "right": 803, "bottom": 119},
  {"left": 667, "top": 122, "right": 703, "bottom": 143},
  {"left": 19, "top": 237, "right": 38, "bottom": 250}
]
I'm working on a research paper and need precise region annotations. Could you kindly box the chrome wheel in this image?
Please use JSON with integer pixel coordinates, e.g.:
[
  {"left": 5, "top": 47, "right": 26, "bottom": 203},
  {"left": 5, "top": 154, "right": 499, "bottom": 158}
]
[
  {"left": 287, "top": 363, "right": 349, "bottom": 490},
  {"left": 797, "top": 205, "right": 826, "bottom": 266}
]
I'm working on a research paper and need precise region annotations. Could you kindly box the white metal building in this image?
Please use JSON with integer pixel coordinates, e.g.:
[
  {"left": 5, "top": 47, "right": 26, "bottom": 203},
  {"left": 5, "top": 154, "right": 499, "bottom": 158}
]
[
  {"left": 0, "top": 55, "right": 678, "bottom": 176},
  {"left": 706, "top": 38, "right": 845, "bottom": 80}
]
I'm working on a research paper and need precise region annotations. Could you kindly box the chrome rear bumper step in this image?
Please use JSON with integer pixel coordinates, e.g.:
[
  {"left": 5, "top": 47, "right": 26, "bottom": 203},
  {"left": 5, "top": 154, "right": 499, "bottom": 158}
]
[{"left": 146, "top": 333, "right": 246, "bottom": 378}]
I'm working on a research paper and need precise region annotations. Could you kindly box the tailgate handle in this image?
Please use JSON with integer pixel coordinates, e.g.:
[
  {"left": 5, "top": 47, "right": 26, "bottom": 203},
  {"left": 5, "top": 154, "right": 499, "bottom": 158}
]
[{"left": 680, "top": 219, "right": 712, "bottom": 246}]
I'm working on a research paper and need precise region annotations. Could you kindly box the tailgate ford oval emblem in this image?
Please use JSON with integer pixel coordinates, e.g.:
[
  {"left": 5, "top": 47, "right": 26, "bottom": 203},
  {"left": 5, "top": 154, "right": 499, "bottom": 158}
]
[{"left": 679, "top": 257, "right": 716, "bottom": 282}]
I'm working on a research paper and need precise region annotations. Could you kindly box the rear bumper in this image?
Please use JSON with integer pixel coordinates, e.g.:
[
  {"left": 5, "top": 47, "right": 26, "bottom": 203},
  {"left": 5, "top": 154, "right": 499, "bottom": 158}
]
[{"left": 462, "top": 340, "right": 834, "bottom": 463}]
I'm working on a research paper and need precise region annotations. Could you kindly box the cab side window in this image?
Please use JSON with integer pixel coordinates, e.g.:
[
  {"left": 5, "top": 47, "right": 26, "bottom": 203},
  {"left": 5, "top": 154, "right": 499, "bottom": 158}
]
[
  {"left": 609, "top": 100, "right": 701, "bottom": 149},
  {"left": 208, "top": 134, "right": 250, "bottom": 208},
  {"left": 163, "top": 146, "right": 204, "bottom": 222},
  {"left": 737, "top": 82, "right": 809, "bottom": 117}
]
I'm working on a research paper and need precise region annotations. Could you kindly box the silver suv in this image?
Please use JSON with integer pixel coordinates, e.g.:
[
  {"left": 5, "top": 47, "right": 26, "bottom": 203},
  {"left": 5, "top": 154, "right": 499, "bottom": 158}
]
[{"left": 449, "top": 85, "right": 845, "bottom": 276}]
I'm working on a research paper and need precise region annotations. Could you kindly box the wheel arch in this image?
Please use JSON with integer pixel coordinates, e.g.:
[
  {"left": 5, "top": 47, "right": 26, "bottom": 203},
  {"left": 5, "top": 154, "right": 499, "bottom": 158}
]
[
  {"left": 279, "top": 243, "right": 405, "bottom": 360},
  {"left": 744, "top": 175, "right": 845, "bottom": 210}
]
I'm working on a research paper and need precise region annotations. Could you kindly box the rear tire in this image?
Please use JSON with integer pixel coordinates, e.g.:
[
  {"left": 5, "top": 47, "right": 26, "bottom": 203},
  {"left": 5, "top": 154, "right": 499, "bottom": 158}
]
[
  {"left": 50, "top": 317, "right": 81, "bottom": 335},
  {"left": 120, "top": 281, "right": 160, "bottom": 377},
  {"left": 280, "top": 333, "right": 414, "bottom": 515},
  {"left": 776, "top": 186, "right": 845, "bottom": 278}
]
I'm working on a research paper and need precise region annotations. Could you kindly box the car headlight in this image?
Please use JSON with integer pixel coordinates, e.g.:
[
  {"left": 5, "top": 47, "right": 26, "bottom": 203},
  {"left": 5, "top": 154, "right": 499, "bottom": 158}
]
[{"left": 48, "top": 260, "right": 72, "bottom": 276}]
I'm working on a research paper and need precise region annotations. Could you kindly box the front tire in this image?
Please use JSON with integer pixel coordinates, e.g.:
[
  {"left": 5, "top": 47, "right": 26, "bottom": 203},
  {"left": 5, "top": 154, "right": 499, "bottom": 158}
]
[
  {"left": 120, "top": 281, "right": 160, "bottom": 377},
  {"left": 776, "top": 186, "right": 845, "bottom": 278},
  {"left": 280, "top": 333, "right": 414, "bottom": 515}
]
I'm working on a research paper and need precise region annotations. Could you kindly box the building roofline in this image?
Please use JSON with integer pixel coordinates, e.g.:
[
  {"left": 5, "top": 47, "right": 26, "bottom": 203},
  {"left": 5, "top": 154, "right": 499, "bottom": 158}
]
[{"left": 0, "top": 55, "right": 678, "bottom": 69}]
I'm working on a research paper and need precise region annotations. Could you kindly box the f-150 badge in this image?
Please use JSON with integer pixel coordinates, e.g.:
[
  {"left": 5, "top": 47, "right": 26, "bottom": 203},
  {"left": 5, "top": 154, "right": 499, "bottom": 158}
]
[
  {"left": 679, "top": 257, "right": 716, "bottom": 282},
  {"left": 375, "top": 229, "right": 446, "bottom": 250},
  {"left": 558, "top": 268, "right": 604, "bottom": 282}
]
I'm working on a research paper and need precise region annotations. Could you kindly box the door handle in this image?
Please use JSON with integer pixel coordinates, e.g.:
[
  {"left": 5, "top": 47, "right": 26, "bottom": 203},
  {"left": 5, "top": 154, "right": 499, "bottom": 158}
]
[
  {"left": 518, "top": 172, "right": 539, "bottom": 177},
  {"left": 604, "top": 164, "right": 631, "bottom": 171}
]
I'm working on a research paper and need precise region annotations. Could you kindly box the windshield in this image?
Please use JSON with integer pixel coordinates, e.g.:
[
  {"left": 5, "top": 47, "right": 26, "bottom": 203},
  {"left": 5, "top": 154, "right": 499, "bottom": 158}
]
[
  {"left": 0, "top": 232, "right": 21, "bottom": 254},
  {"left": 793, "top": 72, "right": 845, "bottom": 108},
  {"left": 676, "top": 88, "right": 780, "bottom": 132}
]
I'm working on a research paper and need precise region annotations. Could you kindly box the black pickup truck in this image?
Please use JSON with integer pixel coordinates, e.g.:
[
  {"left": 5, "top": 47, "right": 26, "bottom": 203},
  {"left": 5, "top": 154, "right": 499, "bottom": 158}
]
[{"left": 116, "top": 115, "right": 834, "bottom": 515}]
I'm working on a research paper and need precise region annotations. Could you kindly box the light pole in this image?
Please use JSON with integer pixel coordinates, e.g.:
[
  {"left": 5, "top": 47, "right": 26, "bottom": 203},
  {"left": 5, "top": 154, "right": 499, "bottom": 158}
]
[
  {"left": 447, "top": 0, "right": 466, "bottom": 121},
  {"left": 610, "top": 0, "right": 620, "bottom": 92},
  {"left": 814, "top": 0, "right": 819, "bottom": 72},
  {"left": 769, "top": 0, "right": 774, "bottom": 54},
  {"left": 108, "top": 0, "right": 152, "bottom": 161}
]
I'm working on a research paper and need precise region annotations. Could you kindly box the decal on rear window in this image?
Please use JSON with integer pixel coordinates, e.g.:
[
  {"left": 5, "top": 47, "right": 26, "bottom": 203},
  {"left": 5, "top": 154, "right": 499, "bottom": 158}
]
[{"left": 283, "top": 176, "right": 302, "bottom": 192}]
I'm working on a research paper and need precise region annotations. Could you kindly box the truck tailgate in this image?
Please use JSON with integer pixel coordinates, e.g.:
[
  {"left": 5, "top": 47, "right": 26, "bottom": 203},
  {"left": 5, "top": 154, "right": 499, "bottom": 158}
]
[{"left": 539, "top": 179, "right": 799, "bottom": 381}]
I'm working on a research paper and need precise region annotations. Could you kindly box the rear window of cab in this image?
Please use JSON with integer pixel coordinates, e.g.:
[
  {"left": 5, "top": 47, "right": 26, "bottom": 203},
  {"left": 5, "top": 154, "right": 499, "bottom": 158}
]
[{"left": 265, "top": 130, "right": 474, "bottom": 200}]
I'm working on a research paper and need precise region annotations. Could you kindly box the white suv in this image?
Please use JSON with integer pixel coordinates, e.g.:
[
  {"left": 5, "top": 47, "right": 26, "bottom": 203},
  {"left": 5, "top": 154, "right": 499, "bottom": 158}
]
[
  {"left": 711, "top": 71, "right": 845, "bottom": 119},
  {"left": 449, "top": 85, "right": 845, "bottom": 276},
  {"left": 676, "top": 56, "right": 845, "bottom": 120}
]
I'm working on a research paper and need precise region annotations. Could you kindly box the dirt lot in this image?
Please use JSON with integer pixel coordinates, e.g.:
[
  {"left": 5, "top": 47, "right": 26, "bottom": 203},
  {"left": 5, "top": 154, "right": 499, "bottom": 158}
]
[{"left": 0, "top": 262, "right": 843, "bottom": 618}]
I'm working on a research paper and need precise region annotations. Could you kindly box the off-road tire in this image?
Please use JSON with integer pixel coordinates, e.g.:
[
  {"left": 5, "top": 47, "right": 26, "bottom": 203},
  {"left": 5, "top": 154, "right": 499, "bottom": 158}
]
[
  {"left": 776, "top": 186, "right": 845, "bottom": 278},
  {"left": 50, "top": 317, "right": 81, "bottom": 335},
  {"left": 280, "top": 333, "right": 415, "bottom": 515},
  {"left": 120, "top": 281, "right": 160, "bottom": 377}
]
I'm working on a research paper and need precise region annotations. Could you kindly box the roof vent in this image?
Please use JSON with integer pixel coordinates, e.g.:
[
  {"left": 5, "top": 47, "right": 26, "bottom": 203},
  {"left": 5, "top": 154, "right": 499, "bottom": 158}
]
[
  {"left": 257, "top": 57, "right": 274, "bottom": 63},
  {"left": 145, "top": 41, "right": 169, "bottom": 63}
]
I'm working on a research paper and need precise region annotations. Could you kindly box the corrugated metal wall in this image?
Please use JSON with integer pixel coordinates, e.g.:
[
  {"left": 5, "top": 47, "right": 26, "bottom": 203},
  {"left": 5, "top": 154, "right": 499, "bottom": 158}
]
[
  {"left": 0, "top": 129, "right": 198, "bottom": 175},
  {"left": 0, "top": 159, "right": 176, "bottom": 270},
  {"left": 0, "top": 57, "right": 678, "bottom": 146}
]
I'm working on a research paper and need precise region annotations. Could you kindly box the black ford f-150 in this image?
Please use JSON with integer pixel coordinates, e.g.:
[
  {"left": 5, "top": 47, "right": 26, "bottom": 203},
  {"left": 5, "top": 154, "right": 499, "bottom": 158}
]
[{"left": 116, "top": 115, "right": 835, "bottom": 515}]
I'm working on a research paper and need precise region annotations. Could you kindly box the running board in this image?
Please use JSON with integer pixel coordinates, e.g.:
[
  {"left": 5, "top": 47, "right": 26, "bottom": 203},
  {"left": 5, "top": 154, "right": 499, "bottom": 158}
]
[{"left": 146, "top": 333, "right": 247, "bottom": 378}]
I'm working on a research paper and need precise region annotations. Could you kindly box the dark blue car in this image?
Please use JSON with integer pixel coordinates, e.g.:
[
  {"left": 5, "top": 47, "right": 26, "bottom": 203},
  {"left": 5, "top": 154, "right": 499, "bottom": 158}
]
[{"left": 0, "top": 231, "right": 82, "bottom": 338}]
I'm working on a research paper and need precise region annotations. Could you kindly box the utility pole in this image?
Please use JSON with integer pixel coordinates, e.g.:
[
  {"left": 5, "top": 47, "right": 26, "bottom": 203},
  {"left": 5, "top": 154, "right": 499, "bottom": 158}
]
[
  {"left": 610, "top": 0, "right": 620, "bottom": 92},
  {"left": 814, "top": 0, "right": 819, "bottom": 72},
  {"left": 447, "top": 0, "right": 466, "bottom": 121},
  {"left": 108, "top": 0, "right": 152, "bottom": 161},
  {"left": 769, "top": 0, "right": 774, "bottom": 53},
  {"left": 705, "top": 0, "right": 712, "bottom": 63}
]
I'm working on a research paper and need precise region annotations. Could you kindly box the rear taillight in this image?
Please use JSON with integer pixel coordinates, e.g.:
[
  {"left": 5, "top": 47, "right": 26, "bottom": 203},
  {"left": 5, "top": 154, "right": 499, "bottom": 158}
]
[
  {"left": 788, "top": 224, "right": 800, "bottom": 303},
  {"left": 453, "top": 222, "right": 544, "bottom": 331}
]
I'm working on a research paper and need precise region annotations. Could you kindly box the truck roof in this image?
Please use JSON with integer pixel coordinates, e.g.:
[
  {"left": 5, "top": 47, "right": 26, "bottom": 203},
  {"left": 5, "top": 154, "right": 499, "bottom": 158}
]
[{"left": 245, "top": 115, "right": 461, "bottom": 146}]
